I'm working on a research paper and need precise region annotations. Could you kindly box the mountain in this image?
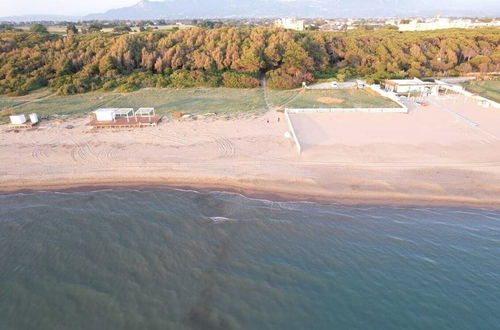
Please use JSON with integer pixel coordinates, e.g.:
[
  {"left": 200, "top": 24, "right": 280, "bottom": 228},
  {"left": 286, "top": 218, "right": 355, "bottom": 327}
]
[
  {"left": 2, "top": 0, "right": 499, "bottom": 22},
  {"left": 85, "top": 0, "right": 500, "bottom": 20}
]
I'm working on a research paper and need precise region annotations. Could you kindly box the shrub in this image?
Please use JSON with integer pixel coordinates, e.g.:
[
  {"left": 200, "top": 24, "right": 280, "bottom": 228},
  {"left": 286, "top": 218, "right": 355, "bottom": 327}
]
[
  {"left": 114, "top": 82, "right": 139, "bottom": 93},
  {"left": 222, "top": 72, "right": 260, "bottom": 88},
  {"left": 267, "top": 68, "right": 314, "bottom": 89}
]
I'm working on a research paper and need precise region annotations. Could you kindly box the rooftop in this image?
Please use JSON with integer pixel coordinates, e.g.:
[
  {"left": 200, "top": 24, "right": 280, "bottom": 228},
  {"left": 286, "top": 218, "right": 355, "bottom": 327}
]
[{"left": 386, "top": 78, "right": 437, "bottom": 86}]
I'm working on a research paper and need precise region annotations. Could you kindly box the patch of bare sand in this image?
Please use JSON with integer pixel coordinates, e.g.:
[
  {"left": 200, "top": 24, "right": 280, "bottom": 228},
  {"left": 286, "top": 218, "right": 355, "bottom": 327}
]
[{"left": 316, "top": 97, "right": 344, "bottom": 104}]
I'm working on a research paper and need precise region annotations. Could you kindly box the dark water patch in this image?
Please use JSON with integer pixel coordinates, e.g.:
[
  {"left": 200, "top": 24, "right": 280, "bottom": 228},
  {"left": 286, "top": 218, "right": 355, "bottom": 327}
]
[{"left": 0, "top": 189, "right": 499, "bottom": 329}]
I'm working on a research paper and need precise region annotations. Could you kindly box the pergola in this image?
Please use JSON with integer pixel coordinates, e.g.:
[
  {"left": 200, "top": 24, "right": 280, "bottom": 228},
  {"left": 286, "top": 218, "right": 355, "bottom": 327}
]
[
  {"left": 135, "top": 107, "right": 156, "bottom": 121},
  {"left": 114, "top": 108, "right": 135, "bottom": 122}
]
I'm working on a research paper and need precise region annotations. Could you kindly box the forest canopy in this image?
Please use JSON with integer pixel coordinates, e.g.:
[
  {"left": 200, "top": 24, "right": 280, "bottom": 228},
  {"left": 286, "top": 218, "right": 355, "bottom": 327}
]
[{"left": 0, "top": 27, "right": 498, "bottom": 95}]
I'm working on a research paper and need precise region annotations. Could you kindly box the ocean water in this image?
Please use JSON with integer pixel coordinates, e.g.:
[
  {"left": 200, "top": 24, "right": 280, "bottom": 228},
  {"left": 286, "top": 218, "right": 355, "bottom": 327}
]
[{"left": 0, "top": 189, "right": 499, "bottom": 330}]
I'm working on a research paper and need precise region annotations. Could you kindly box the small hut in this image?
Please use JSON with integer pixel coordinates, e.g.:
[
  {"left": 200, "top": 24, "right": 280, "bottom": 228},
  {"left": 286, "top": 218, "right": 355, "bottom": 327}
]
[
  {"left": 10, "top": 114, "right": 27, "bottom": 125},
  {"left": 94, "top": 108, "right": 118, "bottom": 122}
]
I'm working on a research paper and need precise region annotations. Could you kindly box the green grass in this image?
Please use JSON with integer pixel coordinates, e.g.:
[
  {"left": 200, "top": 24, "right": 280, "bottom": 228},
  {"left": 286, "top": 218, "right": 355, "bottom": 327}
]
[
  {"left": 462, "top": 80, "right": 500, "bottom": 103},
  {"left": 0, "top": 87, "right": 267, "bottom": 123},
  {"left": 268, "top": 88, "right": 401, "bottom": 109},
  {"left": 1, "top": 87, "right": 404, "bottom": 124},
  {"left": 108, "top": 88, "right": 266, "bottom": 116},
  {"left": 0, "top": 88, "right": 54, "bottom": 108}
]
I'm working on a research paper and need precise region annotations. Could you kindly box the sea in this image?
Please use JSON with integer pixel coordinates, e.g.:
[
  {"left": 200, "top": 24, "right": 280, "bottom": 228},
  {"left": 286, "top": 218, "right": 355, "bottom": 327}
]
[{"left": 0, "top": 188, "right": 499, "bottom": 330}]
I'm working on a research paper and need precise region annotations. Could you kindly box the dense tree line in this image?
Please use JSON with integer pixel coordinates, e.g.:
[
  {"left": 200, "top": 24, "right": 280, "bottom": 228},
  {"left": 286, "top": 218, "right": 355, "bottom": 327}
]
[{"left": 0, "top": 27, "right": 498, "bottom": 95}]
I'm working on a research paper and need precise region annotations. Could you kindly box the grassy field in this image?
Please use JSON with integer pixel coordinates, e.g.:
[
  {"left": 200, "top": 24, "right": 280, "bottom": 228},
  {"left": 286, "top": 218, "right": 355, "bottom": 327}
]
[
  {"left": 462, "top": 80, "right": 500, "bottom": 103},
  {"left": 0, "top": 88, "right": 267, "bottom": 123},
  {"left": 268, "top": 88, "right": 401, "bottom": 109},
  {"left": 1, "top": 87, "right": 404, "bottom": 124}
]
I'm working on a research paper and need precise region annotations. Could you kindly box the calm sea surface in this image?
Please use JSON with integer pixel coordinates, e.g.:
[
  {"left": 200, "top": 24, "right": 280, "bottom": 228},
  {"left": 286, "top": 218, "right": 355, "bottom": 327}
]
[{"left": 0, "top": 188, "right": 499, "bottom": 330}]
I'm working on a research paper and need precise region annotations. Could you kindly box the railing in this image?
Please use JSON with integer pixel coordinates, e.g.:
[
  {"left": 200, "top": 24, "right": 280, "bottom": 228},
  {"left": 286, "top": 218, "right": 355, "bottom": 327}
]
[
  {"left": 284, "top": 109, "right": 302, "bottom": 154},
  {"left": 285, "top": 107, "right": 408, "bottom": 114},
  {"left": 369, "top": 85, "right": 409, "bottom": 111},
  {"left": 436, "top": 81, "right": 500, "bottom": 109}
]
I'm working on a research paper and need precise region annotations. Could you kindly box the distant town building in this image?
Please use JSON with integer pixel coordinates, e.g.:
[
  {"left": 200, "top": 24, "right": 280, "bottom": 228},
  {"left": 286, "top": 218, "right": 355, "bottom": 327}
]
[
  {"left": 393, "top": 17, "right": 500, "bottom": 31},
  {"left": 274, "top": 18, "right": 305, "bottom": 31}
]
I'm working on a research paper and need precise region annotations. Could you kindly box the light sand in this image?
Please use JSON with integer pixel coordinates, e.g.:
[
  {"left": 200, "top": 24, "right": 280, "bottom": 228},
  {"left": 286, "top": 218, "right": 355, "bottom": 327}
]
[
  {"left": 316, "top": 97, "right": 344, "bottom": 104},
  {"left": 2, "top": 95, "right": 500, "bottom": 208}
]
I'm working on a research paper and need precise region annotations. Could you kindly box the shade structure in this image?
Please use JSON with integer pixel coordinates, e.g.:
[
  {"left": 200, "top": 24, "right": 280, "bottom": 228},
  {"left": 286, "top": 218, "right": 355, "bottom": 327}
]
[
  {"left": 135, "top": 108, "right": 155, "bottom": 121},
  {"left": 114, "top": 108, "right": 135, "bottom": 122}
]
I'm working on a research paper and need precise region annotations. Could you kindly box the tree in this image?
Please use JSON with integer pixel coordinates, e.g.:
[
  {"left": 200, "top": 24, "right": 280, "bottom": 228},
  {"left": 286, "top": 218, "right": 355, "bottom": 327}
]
[
  {"left": 87, "top": 23, "right": 103, "bottom": 33},
  {"left": 0, "top": 23, "right": 15, "bottom": 32},
  {"left": 113, "top": 25, "right": 132, "bottom": 33},
  {"left": 282, "top": 41, "right": 313, "bottom": 73},
  {"left": 0, "top": 26, "right": 498, "bottom": 94},
  {"left": 30, "top": 24, "right": 48, "bottom": 33},
  {"left": 66, "top": 24, "right": 78, "bottom": 35}
]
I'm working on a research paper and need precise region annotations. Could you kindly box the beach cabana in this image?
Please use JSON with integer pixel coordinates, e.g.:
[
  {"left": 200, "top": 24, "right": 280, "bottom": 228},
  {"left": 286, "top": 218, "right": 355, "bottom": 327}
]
[
  {"left": 94, "top": 108, "right": 118, "bottom": 122},
  {"left": 114, "top": 108, "right": 135, "bottom": 122},
  {"left": 29, "top": 113, "right": 39, "bottom": 124},
  {"left": 9, "top": 113, "right": 39, "bottom": 128},
  {"left": 88, "top": 107, "right": 161, "bottom": 129},
  {"left": 135, "top": 108, "right": 155, "bottom": 121},
  {"left": 9, "top": 114, "right": 27, "bottom": 125}
]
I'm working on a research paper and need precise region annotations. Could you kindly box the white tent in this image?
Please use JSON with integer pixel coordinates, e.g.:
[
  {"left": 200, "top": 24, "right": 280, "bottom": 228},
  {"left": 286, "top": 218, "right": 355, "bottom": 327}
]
[
  {"left": 29, "top": 113, "right": 39, "bottom": 124},
  {"left": 10, "top": 114, "right": 26, "bottom": 125},
  {"left": 94, "top": 108, "right": 118, "bottom": 121}
]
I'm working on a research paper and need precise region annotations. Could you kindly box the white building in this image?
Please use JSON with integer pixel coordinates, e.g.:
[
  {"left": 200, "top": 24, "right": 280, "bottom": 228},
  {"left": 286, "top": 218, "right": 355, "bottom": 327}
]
[
  {"left": 94, "top": 108, "right": 118, "bottom": 122},
  {"left": 9, "top": 114, "right": 27, "bottom": 125},
  {"left": 274, "top": 18, "right": 305, "bottom": 31},
  {"left": 383, "top": 78, "right": 439, "bottom": 96},
  {"left": 396, "top": 17, "right": 500, "bottom": 31}
]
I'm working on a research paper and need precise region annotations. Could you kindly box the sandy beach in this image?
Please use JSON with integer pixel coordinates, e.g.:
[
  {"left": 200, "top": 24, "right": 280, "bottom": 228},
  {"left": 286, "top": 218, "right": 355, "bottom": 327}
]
[{"left": 2, "top": 94, "right": 500, "bottom": 208}]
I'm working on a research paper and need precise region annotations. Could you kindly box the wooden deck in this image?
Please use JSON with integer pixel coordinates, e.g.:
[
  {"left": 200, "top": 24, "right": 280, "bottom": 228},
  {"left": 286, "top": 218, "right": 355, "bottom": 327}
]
[
  {"left": 87, "top": 116, "right": 162, "bottom": 129},
  {"left": 9, "top": 122, "right": 38, "bottom": 129}
]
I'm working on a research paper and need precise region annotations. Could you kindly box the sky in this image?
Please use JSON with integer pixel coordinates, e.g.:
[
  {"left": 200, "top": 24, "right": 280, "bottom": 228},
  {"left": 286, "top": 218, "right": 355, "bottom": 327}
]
[
  {"left": 1, "top": 0, "right": 498, "bottom": 18},
  {"left": 0, "top": 0, "right": 139, "bottom": 16}
]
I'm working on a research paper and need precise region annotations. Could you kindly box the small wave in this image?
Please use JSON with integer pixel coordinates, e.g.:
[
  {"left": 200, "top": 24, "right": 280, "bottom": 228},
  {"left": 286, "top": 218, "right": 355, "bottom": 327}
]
[
  {"left": 414, "top": 255, "right": 438, "bottom": 265},
  {"left": 206, "top": 216, "right": 236, "bottom": 223}
]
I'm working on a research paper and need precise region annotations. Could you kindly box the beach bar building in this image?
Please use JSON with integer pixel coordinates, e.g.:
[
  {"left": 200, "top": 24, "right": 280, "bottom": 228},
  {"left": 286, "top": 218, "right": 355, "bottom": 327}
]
[
  {"left": 383, "top": 78, "right": 439, "bottom": 96},
  {"left": 88, "top": 107, "right": 161, "bottom": 129}
]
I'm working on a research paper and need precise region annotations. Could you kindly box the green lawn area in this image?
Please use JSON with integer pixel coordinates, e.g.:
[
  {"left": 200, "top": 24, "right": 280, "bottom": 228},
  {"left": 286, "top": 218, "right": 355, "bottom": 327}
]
[
  {"left": 1, "top": 87, "right": 403, "bottom": 124},
  {"left": 462, "top": 80, "right": 500, "bottom": 103},
  {"left": 268, "top": 88, "right": 401, "bottom": 109},
  {"left": 0, "top": 88, "right": 267, "bottom": 123}
]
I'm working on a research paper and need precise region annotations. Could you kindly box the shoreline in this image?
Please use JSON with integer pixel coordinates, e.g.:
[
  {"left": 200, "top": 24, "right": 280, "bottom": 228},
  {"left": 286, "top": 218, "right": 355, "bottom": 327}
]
[{"left": 2, "top": 177, "right": 500, "bottom": 210}]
